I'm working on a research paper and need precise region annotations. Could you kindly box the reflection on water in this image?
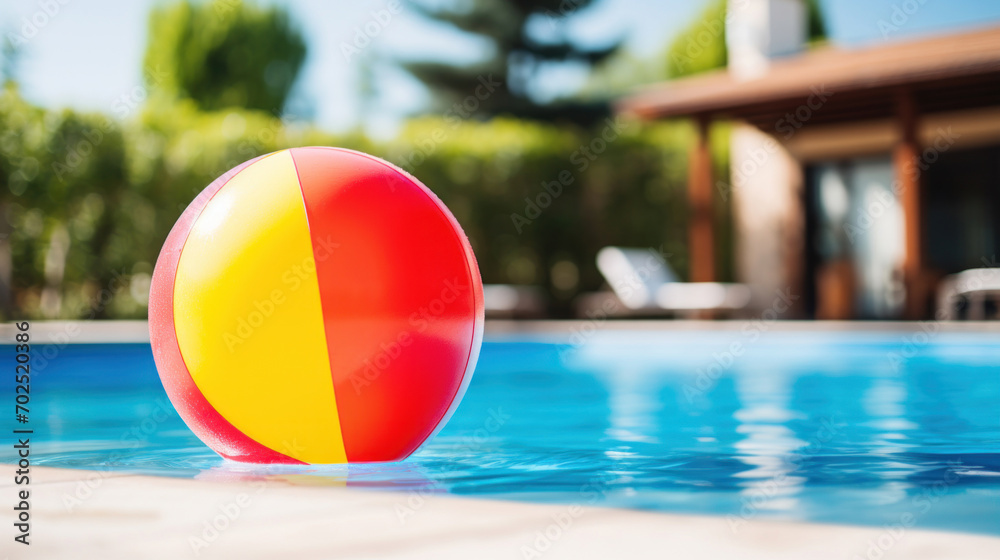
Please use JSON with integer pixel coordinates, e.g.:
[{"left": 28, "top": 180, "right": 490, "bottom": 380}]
[{"left": 3, "top": 331, "right": 999, "bottom": 535}]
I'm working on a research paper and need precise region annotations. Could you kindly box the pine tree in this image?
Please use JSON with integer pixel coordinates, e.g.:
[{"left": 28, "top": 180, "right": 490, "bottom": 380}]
[{"left": 401, "top": 0, "right": 621, "bottom": 124}]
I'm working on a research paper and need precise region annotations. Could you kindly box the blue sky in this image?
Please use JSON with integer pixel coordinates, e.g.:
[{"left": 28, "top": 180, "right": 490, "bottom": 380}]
[{"left": 3, "top": 0, "right": 1000, "bottom": 136}]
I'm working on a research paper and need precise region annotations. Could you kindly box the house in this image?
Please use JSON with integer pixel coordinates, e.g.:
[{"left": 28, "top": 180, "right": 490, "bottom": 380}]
[{"left": 618, "top": 0, "right": 1000, "bottom": 319}]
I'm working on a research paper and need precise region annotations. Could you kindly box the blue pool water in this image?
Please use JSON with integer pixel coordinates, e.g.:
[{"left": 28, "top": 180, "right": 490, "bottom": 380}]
[{"left": 2, "top": 329, "right": 999, "bottom": 535}]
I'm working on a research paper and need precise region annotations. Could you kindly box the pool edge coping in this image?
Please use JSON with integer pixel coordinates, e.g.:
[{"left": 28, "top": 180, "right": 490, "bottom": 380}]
[{"left": 4, "top": 319, "right": 1000, "bottom": 345}]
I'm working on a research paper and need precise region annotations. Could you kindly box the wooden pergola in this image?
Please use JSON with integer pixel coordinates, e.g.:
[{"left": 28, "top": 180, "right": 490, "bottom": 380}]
[{"left": 617, "top": 26, "right": 1000, "bottom": 316}]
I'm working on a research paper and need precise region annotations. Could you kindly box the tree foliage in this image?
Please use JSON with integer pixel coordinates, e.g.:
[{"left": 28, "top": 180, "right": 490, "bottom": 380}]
[
  {"left": 0, "top": 86, "right": 134, "bottom": 318},
  {"left": 143, "top": 0, "right": 306, "bottom": 113},
  {"left": 1, "top": 0, "right": 747, "bottom": 320},
  {"left": 1, "top": 81, "right": 724, "bottom": 319},
  {"left": 666, "top": 0, "right": 827, "bottom": 79},
  {"left": 400, "top": 0, "right": 622, "bottom": 124}
]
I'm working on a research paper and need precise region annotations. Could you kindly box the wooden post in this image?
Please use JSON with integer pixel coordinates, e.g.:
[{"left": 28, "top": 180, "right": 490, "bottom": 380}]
[
  {"left": 895, "top": 90, "right": 924, "bottom": 318},
  {"left": 688, "top": 115, "right": 715, "bottom": 283}
]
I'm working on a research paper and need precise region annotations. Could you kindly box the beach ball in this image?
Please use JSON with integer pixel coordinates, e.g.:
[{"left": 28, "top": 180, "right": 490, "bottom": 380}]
[{"left": 149, "top": 147, "right": 484, "bottom": 464}]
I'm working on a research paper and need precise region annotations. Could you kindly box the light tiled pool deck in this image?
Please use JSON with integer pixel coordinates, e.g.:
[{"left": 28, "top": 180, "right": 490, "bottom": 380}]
[{"left": 3, "top": 465, "right": 999, "bottom": 559}]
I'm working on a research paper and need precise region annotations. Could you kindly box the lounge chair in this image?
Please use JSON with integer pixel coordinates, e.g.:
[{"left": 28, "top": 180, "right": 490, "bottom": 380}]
[
  {"left": 936, "top": 268, "right": 1000, "bottom": 320},
  {"left": 577, "top": 246, "right": 750, "bottom": 317},
  {"left": 483, "top": 284, "right": 546, "bottom": 318}
]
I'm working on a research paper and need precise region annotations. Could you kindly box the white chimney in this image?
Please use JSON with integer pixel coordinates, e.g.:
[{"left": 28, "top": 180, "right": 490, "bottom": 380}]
[{"left": 726, "top": 0, "right": 807, "bottom": 81}]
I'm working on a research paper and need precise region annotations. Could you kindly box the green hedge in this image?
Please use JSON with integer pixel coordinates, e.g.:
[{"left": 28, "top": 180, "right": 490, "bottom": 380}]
[{"left": 1, "top": 89, "right": 731, "bottom": 319}]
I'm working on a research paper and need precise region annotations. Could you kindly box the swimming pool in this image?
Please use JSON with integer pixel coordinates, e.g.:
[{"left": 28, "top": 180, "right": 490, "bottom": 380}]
[{"left": 3, "top": 327, "right": 998, "bottom": 535}]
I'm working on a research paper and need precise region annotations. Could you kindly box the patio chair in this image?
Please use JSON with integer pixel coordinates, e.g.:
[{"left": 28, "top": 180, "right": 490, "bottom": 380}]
[
  {"left": 578, "top": 246, "right": 750, "bottom": 317},
  {"left": 936, "top": 268, "right": 1000, "bottom": 320},
  {"left": 483, "top": 284, "right": 546, "bottom": 318}
]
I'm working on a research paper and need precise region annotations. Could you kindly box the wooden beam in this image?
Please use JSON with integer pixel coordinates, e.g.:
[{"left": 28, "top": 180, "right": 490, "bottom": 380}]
[
  {"left": 895, "top": 89, "right": 925, "bottom": 318},
  {"left": 688, "top": 115, "right": 715, "bottom": 283}
]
